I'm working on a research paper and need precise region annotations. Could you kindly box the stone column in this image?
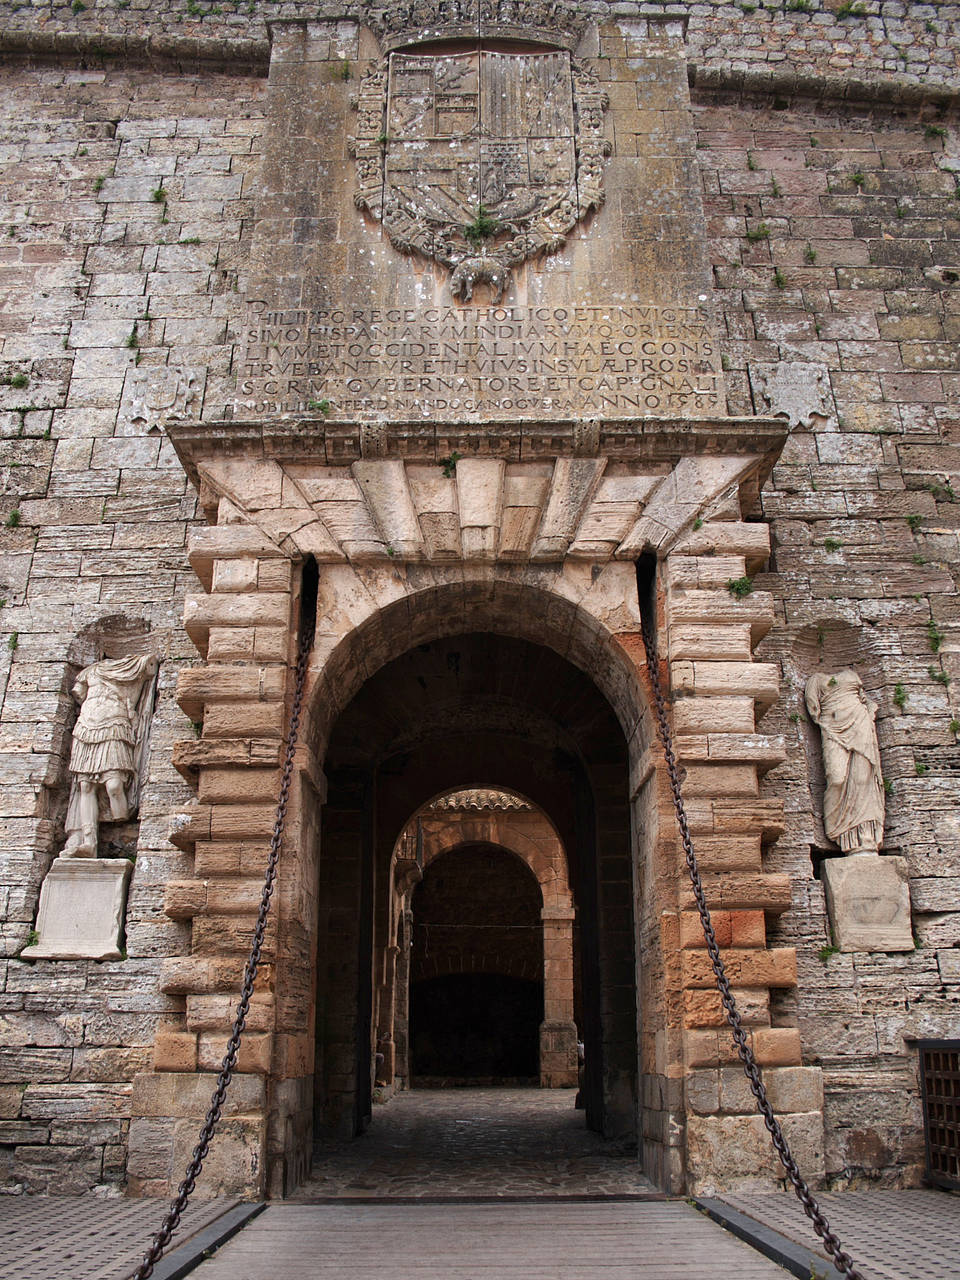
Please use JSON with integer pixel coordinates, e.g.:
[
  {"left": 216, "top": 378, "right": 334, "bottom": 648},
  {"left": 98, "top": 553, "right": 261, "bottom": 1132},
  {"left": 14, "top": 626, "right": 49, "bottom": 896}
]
[
  {"left": 376, "top": 943, "right": 400, "bottom": 1090},
  {"left": 394, "top": 909, "right": 413, "bottom": 1088},
  {"left": 540, "top": 904, "right": 578, "bottom": 1087}
]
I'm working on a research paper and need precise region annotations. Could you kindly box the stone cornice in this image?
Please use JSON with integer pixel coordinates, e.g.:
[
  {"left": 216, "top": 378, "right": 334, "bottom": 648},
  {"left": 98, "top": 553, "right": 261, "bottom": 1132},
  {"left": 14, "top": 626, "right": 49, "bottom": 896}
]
[
  {"left": 168, "top": 415, "right": 789, "bottom": 491},
  {"left": 178, "top": 445, "right": 780, "bottom": 573},
  {"left": 689, "top": 62, "right": 960, "bottom": 111}
]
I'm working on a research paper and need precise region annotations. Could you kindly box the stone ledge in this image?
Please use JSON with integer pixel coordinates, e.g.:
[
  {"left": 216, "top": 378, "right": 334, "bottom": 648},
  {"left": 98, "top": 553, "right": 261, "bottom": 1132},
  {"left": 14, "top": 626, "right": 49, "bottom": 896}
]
[
  {"left": 0, "top": 27, "right": 270, "bottom": 74},
  {"left": 689, "top": 62, "right": 960, "bottom": 112},
  {"left": 169, "top": 416, "right": 788, "bottom": 487}
]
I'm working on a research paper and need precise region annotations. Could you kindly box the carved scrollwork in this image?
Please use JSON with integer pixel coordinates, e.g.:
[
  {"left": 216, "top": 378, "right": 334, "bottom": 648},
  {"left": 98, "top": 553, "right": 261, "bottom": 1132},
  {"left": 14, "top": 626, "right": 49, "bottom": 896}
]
[
  {"left": 364, "top": 0, "right": 590, "bottom": 52},
  {"left": 351, "top": 49, "right": 608, "bottom": 303}
]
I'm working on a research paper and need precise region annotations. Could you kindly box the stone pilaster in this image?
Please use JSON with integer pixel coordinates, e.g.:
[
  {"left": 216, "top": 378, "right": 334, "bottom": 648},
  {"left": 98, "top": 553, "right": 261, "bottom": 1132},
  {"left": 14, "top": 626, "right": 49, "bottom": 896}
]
[
  {"left": 661, "top": 521, "right": 825, "bottom": 1194},
  {"left": 540, "top": 905, "right": 579, "bottom": 1088},
  {"left": 127, "top": 517, "right": 298, "bottom": 1197}
]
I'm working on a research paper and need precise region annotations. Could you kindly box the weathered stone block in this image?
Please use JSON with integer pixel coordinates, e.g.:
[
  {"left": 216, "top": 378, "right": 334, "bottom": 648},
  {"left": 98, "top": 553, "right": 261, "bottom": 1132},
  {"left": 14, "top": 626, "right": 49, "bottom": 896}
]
[
  {"left": 21, "top": 858, "right": 132, "bottom": 962},
  {"left": 821, "top": 855, "right": 914, "bottom": 953},
  {"left": 685, "top": 1110, "right": 824, "bottom": 1195}
]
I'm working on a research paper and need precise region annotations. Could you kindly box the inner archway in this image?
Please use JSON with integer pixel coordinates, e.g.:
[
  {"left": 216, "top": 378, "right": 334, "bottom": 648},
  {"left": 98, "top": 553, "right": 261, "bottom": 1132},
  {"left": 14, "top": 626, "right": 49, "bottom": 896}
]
[
  {"left": 410, "top": 844, "right": 544, "bottom": 1082},
  {"left": 385, "top": 789, "right": 581, "bottom": 1092}
]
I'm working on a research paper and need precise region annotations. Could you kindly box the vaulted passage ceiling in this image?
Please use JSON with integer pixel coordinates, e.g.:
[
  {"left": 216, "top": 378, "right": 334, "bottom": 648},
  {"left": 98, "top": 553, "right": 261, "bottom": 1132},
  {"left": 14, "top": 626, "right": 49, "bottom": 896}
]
[{"left": 326, "top": 630, "right": 629, "bottom": 890}]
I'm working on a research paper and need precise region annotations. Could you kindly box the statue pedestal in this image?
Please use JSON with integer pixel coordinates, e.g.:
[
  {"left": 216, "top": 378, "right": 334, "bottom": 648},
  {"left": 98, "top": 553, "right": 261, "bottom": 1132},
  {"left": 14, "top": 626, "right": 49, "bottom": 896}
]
[
  {"left": 821, "top": 854, "right": 913, "bottom": 953},
  {"left": 22, "top": 857, "right": 133, "bottom": 960}
]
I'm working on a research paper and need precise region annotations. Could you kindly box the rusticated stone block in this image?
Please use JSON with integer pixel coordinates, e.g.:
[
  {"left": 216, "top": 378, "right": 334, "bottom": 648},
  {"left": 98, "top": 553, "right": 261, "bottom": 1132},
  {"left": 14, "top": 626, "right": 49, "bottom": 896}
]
[
  {"left": 679, "top": 909, "right": 767, "bottom": 951},
  {"left": 131, "top": 1070, "right": 266, "bottom": 1119},
  {"left": 678, "top": 872, "right": 792, "bottom": 914},
  {"left": 185, "top": 992, "right": 274, "bottom": 1033},
  {"left": 681, "top": 947, "right": 796, "bottom": 990},
  {"left": 160, "top": 956, "right": 255, "bottom": 995},
  {"left": 683, "top": 986, "right": 769, "bottom": 1029},
  {"left": 198, "top": 1030, "right": 273, "bottom": 1074},
  {"left": 183, "top": 592, "right": 290, "bottom": 653},
  {"left": 685, "top": 1026, "right": 802, "bottom": 1070},
  {"left": 197, "top": 767, "right": 280, "bottom": 804},
  {"left": 164, "top": 880, "right": 207, "bottom": 920},
  {"left": 154, "top": 1030, "right": 198, "bottom": 1073},
  {"left": 203, "top": 702, "right": 285, "bottom": 739},
  {"left": 177, "top": 664, "right": 286, "bottom": 720},
  {"left": 174, "top": 1115, "right": 267, "bottom": 1198},
  {"left": 685, "top": 1110, "right": 824, "bottom": 1195},
  {"left": 718, "top": 1065, "right": 823, "bottom": 1116}
]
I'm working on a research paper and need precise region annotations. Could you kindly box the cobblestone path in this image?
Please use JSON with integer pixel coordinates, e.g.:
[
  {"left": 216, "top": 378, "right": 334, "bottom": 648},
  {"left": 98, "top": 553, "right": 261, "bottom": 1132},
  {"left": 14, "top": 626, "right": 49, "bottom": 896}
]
[{"left": 297, "top": 1086, "right": 657, "bottom": 1199}]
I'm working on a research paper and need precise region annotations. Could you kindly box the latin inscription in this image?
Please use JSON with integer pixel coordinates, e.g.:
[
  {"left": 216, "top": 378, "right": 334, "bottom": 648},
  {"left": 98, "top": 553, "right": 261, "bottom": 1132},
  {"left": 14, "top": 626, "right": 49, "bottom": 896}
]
[{"left": 236, "top": 303, "right": 723, "bottom": 419}]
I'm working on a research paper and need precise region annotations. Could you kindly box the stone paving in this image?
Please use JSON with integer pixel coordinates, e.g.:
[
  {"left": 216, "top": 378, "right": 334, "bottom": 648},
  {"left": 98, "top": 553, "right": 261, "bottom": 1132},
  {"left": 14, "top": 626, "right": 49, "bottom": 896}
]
[
  {"left": 3, "top": 1091, "right": 957, "bottom": 1280},
  {"left": 720, "top": 1188, "right": 959, "bottom": 1280},
  {"left": 298, "top": 1086, "right": 658, "bottom": 1199},
  {"left": 0, "top": 1192, "right": 237, "bottom": 1280}
]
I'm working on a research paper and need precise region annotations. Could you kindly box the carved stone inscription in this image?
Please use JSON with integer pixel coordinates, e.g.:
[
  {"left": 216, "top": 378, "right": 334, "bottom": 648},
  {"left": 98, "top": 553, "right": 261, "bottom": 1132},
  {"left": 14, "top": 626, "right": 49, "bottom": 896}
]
[{"left": 237, "top": 303, "right": 723, "bottom": 420}]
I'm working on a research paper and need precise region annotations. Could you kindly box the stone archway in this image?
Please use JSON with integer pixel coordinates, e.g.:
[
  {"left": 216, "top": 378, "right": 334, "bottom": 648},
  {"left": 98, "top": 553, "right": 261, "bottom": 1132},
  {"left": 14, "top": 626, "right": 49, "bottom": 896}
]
[
  {"left": 382, "top": 790, "right": 579, "bottom": 1090},
  {"left": 313, "top": 624, "right": 638, "bottom": 1147},
  {"left": 130, "top": 424, "right": 822, "bottom": 1202}
]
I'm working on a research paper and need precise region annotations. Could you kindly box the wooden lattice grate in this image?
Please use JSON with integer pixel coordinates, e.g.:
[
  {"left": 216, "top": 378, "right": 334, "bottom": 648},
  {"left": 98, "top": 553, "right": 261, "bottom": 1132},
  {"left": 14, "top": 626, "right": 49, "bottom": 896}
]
[{"left": 919, "top": 1039, "right": 960, "bottom": 1190}]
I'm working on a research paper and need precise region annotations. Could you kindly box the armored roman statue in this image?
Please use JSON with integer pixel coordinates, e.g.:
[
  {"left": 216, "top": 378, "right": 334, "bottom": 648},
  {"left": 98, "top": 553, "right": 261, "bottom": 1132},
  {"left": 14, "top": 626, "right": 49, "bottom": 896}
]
[
  {"left": 62, "top": 654, "right": 159, "bottom": 858},
  {"left": 804, "top": 668, "right": 885, "bottom": 855}
]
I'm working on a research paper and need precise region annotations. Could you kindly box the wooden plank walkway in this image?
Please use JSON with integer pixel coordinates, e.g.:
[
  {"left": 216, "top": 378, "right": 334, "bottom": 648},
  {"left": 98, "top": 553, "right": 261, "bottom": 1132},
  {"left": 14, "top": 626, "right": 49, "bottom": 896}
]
[{"left": 191, "top": 1202, "right": 790, "bottom": 1279}]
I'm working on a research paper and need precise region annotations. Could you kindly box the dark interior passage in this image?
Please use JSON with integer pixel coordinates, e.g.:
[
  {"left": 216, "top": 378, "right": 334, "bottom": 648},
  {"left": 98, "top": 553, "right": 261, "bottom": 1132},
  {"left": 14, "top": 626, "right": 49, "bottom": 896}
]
[
  {"left": 408, "top": 844, "right": 543, "bottom": 1079},
  {"left": 410, "top": 843, "right": 544, "bottom": 1079},
  {"left": 411, "top": 974, "right": 542, "bottom": 1079},
  {"left": 316, "top": 631, "right": 636, "bottom": 1142}
]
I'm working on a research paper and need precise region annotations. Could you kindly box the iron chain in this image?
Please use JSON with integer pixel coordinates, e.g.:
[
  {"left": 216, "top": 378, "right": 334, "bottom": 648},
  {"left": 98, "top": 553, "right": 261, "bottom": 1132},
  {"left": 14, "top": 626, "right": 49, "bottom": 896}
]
[
  {"left": 640, "top": 610, "right": 863, "bottom": 1280},
  {"left": 132, "top": 614, "right": 314, "bottom": 1280},
  {"left": 130, "top": 593, "right": 860, "bottom": 1279}
]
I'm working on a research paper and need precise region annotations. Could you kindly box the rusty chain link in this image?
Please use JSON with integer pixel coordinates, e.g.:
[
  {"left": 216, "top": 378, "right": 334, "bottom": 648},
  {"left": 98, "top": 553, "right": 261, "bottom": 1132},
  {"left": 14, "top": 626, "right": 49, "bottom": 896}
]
[
  {"left": 131, "top": 609, "right": 315, "bottom": 1280},
  {"left": 640, "top": 609, "right": 863, "bottom": 1280}
]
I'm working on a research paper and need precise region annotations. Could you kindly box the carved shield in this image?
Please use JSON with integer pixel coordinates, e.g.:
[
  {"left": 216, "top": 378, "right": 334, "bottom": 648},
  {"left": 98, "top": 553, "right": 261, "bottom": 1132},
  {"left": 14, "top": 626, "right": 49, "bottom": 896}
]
[{"left": 353, "top": 50, "right": 608, "bottom": 301}]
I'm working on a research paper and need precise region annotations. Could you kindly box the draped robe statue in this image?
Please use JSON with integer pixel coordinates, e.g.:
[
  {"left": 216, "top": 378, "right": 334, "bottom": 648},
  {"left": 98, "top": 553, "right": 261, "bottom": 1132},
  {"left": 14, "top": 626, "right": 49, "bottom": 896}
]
[
  {"left": 62, "top": 654, "right": 158, "bottom": 858},
  {"left": 805, "top": 669, "right": 885, "bottom": 855}
]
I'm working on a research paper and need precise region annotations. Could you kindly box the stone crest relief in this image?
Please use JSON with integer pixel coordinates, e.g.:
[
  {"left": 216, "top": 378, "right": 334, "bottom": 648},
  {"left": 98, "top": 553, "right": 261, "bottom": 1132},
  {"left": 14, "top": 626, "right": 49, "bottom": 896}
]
[{"left": 352, "top": 50, "right": 609, "bottom": 302}]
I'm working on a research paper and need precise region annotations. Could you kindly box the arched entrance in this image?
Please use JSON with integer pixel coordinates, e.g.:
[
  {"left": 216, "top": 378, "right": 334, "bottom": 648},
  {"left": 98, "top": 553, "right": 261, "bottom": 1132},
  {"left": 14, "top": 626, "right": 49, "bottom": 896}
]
[
  {"left": 379, "top": 790, "right": 580, "bottom": 1093},
  {"left": 312, "top": 622, "right": 640, "bottom": 1149},
  {"left": 137, "top": 441, "right": 814, "bottom": 1203}
]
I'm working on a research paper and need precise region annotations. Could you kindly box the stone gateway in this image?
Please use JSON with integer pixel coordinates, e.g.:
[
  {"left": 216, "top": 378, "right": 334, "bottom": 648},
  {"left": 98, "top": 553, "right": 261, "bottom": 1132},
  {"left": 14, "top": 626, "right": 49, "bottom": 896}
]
[{"left": 0, "top": 0, "right": 959, "bottom": 1205}]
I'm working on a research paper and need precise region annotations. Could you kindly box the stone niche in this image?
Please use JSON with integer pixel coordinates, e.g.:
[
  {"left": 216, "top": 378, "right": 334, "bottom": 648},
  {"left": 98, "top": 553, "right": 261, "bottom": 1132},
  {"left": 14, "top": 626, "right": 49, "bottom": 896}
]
[{"left": 22, "top": 618, "right": 158, "bottom": 962}]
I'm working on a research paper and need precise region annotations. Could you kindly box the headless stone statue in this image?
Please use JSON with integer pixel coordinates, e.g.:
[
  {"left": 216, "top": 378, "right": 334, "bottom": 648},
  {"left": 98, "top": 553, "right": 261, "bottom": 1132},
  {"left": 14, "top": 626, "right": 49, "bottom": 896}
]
[
  {"left": 804, "top": 668, "right": 885, "bottom": 855},
  {"left": 62, "top": 653, "right": 158, "bottom": 858}
]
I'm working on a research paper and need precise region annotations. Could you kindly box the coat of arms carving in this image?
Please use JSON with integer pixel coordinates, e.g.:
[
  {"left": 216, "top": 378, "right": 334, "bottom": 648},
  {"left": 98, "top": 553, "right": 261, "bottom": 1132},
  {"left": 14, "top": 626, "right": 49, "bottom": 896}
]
[{"left": 352, "top": 50, "right": 609, "bottom": 302}]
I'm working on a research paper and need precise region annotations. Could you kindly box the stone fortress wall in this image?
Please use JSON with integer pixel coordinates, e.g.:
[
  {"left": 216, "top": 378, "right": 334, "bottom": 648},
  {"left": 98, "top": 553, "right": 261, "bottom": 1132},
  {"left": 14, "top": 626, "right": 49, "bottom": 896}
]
[{"left": 0, "top": 0, "right": 958, "bottom": 1194}]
